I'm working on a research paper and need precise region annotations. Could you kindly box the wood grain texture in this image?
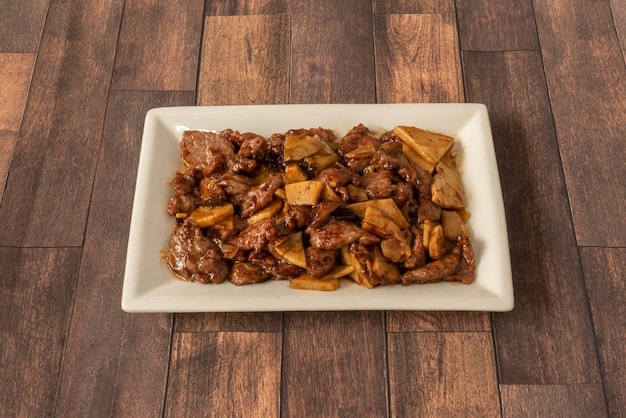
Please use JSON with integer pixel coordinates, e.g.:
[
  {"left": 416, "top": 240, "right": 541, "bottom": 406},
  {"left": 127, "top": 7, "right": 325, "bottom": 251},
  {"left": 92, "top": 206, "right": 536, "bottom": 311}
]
[
  {"left": 373, "top": 0, "right": 455, "bottom": 14},
  {"left": 387, "top": 311, "right": 491, "bottom": 332},
  {"left": 463, "top": 50, "right": 601, "bottom": 384},
  {"left": 456, "top": 0, "right": 539, "bottom": 51},
  {"left": 112, "top": 0, "right": 204, "bottom": 90},
  {"left": 53, "top": 91, "right": 192, "bottom": 417},
  {"left": 374, "top": 13, "right": 463, "bottom": 103},
  {"left": 0, "top": 53, "right": 35, "bottom": 203},
  {"left": 175, "top": 312, "right": 282, "bottom": 332},
  {"left": 534, "top": 0, "right": 626, "bottom": 246},
  {"left": 205, "top": 0, "right": 287, "bottom": 15},
  {"left": 0, "top": 0, "right": 49, "bottom": 52},
  {"left": 581, "top": 247, "right": 626, "bottom": 417},
  {"left": 281, "top": 312, "right": 388, "bottom": 417},
  {"left": 500, "top": 384, "right": 607, "bottom": 417},
  {"left": 197, "top": 14, "right": 290, "bottom": 105},
  {"left": 0, "top": 0, "right": 124, "bottom": 247},
  {"left": 388, "top": 332, "right": 500, "bottom": 417},
  {"left": 290, "top": 0, "right": 375, "bottom": 103},
  {"left": 165, "top": 332, "right": 281, "bottom": 418},
  {"left": 0, "top": 247, "right": 80, "bottom": 417}
]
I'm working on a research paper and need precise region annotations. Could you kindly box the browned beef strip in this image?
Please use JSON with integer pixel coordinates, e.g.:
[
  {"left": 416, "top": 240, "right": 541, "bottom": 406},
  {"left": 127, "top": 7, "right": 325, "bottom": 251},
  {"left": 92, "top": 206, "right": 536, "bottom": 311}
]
[
  {"left": 218, "top": 172, "right": 253, "bottom": 205},
  {"left": 315, "top": 166, "right": 355, "bottom": 187},
  {"left": 398, "top": 166, "right": 432, "bottom": 198},
  {"left": 309, "top": 201, "right": 343, "bottom": 229},
  {"left": 239, "top": 173, "right": 284, "bottom": 218},
  {"left": 404, "top": 228, "right": 427, "bottom": 269},
  {"left": 306, "top": 247, "right": 336, "bottom": 277},
  {"left": 401, "top": 241, "right": 462, "bottom": 285},
  {"left": 417, "top": 199, "right": 441, "bottom": 223},
  {"left": 248, "top": 250, "right": 304, "bottom": 279},
  {"left": 309, "top": 221, "right": 380, "bottom": 250},
  {"left": 235, "top": 218, "right": 280, "bottom": 251},
  {"left": 446, "top": 235, "right": 475, "bottom": 284},
  {"left": 283, "top": 204, "right": 310, "bottom": 230},
  {"left": 181, "top": 130, "right": 235, "bottom": 176},
  {"left": 363, "top": 170, "right": 394, "bottom": 199},
  {"left": 230, "top": 262, "right": 269, "bottom": 285},
  {"left": 371, "top": 141, "right": 410, "bottom": 171},
  {"left": 167, "top": 194, "right": 198, "bottom": 216},
  {"left": 198, "top": 177, "right": 227, "bottom": 206},
  {"left": 166, "top": 220, "right": 229, "bottom": 284},
  {"left": 238, "top": 133, "right": 268, "bottom": 159},
  {"left": 339, "top": 124, "right": 381, "bottom": 173},
  {"left": 393, "top": 181, "right": 413, "bottom": 208},
  {"left": 171, "top": 171, "right": 196, "bottom": 195}
]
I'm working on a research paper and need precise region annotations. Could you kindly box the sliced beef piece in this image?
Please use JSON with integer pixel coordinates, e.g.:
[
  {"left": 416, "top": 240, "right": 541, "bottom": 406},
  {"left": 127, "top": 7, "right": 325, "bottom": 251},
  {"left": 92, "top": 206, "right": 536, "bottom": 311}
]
[
  {"left": 218, "top": 172, "right": 253, "bottom": 206},
  {"left": 265, "top": 133, "right": 285, "bottom": 168},
  {"left": 235, "top": 218, "right": 281, "bottom": 251},
  {"left": 306, "top": 247, "right": 336, "bottom": 277},
  {"left": 404, "top": 227, "right": 427, "bottom": 269},
  {"left": 309, "top": 221, "right": 380, "bottom": 250},
  {"left": 238, "top": 133, "right": 268, "bottom": 159},
  {"left": 398, "top": 166, "right": 432, "bottom": 198},
  {"left": 339, "top": 124, "right": 381, "bottom": 173},
  {"left": 371, "top": 141, "right": 410, "bottom": 171},
  {"left": 247, "top": 250, "right": 304, "bottom": 279},
  {"left": 315, "top": 166, "right": 355, "bottom": 187},
  {"left": 417, "top": 199, "right": 442, "bottom": 223},
  {"left": 283, "top": 204, "right": 310, "bottom": 230},
  {"left": 167, "top": 194, "right": 198, "bottom": 216},
  {"left": 393, "top": 181, "right": 413, "bottom": 209},
  {"left": 239, "top": 173, "right": 284, "bottom": 218},
  {"left": 171, "top": 171, "right": 196, "bottom": 195},
  {"left": 181, "top": 130, "right": 235, "bottom": 176},
  {"left": 230, "top": 262, "right": 269, "bottom": 285},
  {"left": 226, "top": 154, "right": 258, "bottom": 173},
  {"left": 363, "top": 170, "right": 394, "bottom": 199},
  {"left": 446, "top": 235, "right": 475, "bottom": 284},
  {"left": 166, "top": 220, "right": 229, "bottom": 284},
  {"left": 401, "top": 240, "right": 462, "bottom": 285},
  {"left": 198, "top": 177, "right": 227, "bottom": 206},
  {"left": 309, "top": 201, "right": 343, "bottom": 229}
]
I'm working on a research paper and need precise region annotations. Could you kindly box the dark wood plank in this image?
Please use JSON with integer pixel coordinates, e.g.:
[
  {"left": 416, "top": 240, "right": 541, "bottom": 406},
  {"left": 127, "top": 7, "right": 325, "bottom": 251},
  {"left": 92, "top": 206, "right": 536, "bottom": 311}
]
[
  {"left": 0, "top": 0, "right": 49, "bottom": 52},
  {"left": 53, "top": 91, "right": 193, "bottom": 417},
  {"left": 501, "top": 384, "right": 607, "bottom": 417},
  {"left": 197, "top": 14, "right": 290, "bottom": 105},
  {"left": 0, "top": 53, "right": 35, "bottom": 203},
  {"left": 373, "top": 0, "right": 454, "bottom": 14},
  {"left": 0, "top": 247, "right": 80, "bottom": 417},
  {"left": 281, "top": 312, "right": 388, "bottom": 417},
  {"left": 387, "top": 311, "right": 491, "bottom": 332},
  {"left": 581, "top": 247, "right": 626, "bottom": 417},
  {"left": 175, "top": 312, "right": 282, "bottom": 332},
  {"left": 205, "top": 0, "right": 287, "bottom": 15},
  {"left": 388, "top": 332, "right": 500, "bottom": 416},
  {"left": 534, "top": 0, "right": 626, "bottom": 246},
  {"left": 0, "top": 0, "right": 125, "bottom": 247},
  {"left": 463, "top": 50, "right": 601, "bottom": 384},
  {"left": 374, "top": 13, "right": 464, "bottom": 103},
  {"left": 456, "top": 0, "right": 539, "bottom": 51},
  {"left": 290, "top": 0, "right": 375, "bottom": 103},
  {"left": 165, "top": 332, "right": 281, "bottom": 417},
  {"left": 112, "top": 0, "right": 204, "bottom": 90}
]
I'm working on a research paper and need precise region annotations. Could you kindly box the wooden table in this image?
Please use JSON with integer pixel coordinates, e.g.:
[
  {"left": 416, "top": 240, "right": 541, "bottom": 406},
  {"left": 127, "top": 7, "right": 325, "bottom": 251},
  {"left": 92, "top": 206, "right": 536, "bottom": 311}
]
[{"left": 1, "top": 0, "right": 625, "bottom": 416}]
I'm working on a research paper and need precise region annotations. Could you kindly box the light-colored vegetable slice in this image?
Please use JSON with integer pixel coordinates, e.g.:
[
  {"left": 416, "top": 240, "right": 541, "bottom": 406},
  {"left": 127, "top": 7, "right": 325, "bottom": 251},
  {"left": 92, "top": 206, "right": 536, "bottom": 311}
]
[
  {"left": 285, "top": 180, "right": 325, "bottom": 206},
  {"left": 284, "top": 164, "right": 308, "bottom": 183},
  {"left": 393, "top": 125, "right": 454, "bottom": 165},
  {"left": 401, "top": 143, "right": 435, "bottom": 174},
  {"left": 361, "top": 206, "right": 407, "bottom": 242},
  {"left": 304, "top": 148, "right": 338, "bottom": 171},
  {"left": 340, "top": 245, "right": 375, "bottom": 289},
  {"left": 320, "top": 183, "right": 343, "bottom": 202},
  {"left": 346, "top": 198, "right": 410, "bottom": 229},
  {"left": 431, "top": 162, "right": 465, "bottom": 210},
  {"left": 187, "top": 203, "right": 234, "bottom": 228},
  {"left": 246, "top": 199, "right": 284, "bottom": 224},
  {"left": 428, "top": 224, "right": 447, "bottom": 259},
  {"left": 289, "top": 276, "right": 340, "bottom": 291},
  {"left": 344, "top": 144, "right": 376, "bottom": 159},
  {"left": 371, "top": 246, "right": 401, "bottom": 285},
  {"left": 440, "top": 210, "right": 470, "bottom": 241},
  {"left": 380, "top": 238, "right": 411, "bottom": 263},
  {"left": 270, "top": 232, "right": 307, "bottom": 268},
  {"left": 283, "top": 134, "right": 324, "bottom": 161}
]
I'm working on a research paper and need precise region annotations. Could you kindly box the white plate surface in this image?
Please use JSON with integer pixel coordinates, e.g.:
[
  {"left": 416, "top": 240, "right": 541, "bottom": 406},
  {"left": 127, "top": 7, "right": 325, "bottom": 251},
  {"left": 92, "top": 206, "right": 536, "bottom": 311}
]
[{"left": 122, "top": 104, "right": 513, "bottom": 312}]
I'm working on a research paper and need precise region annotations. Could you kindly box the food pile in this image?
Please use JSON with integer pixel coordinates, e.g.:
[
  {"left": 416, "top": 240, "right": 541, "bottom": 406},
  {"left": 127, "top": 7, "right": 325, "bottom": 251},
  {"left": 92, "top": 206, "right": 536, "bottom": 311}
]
[{"left": 165, "top": 124, "right": 475, "bottom": 290}]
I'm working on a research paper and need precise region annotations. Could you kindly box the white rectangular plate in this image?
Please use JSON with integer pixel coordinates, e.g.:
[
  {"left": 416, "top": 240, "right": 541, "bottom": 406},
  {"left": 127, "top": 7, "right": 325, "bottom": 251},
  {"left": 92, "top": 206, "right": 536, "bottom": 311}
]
[{"left": 122, "top": 104, "right": 513, "bottom": 312}]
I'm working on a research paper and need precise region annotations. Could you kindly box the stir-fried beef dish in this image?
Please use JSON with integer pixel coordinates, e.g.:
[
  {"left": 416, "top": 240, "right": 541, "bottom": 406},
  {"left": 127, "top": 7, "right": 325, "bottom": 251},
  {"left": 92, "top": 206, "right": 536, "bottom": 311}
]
[{"left": 165, "top": 124, "right": 475, "bottom": 290}]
